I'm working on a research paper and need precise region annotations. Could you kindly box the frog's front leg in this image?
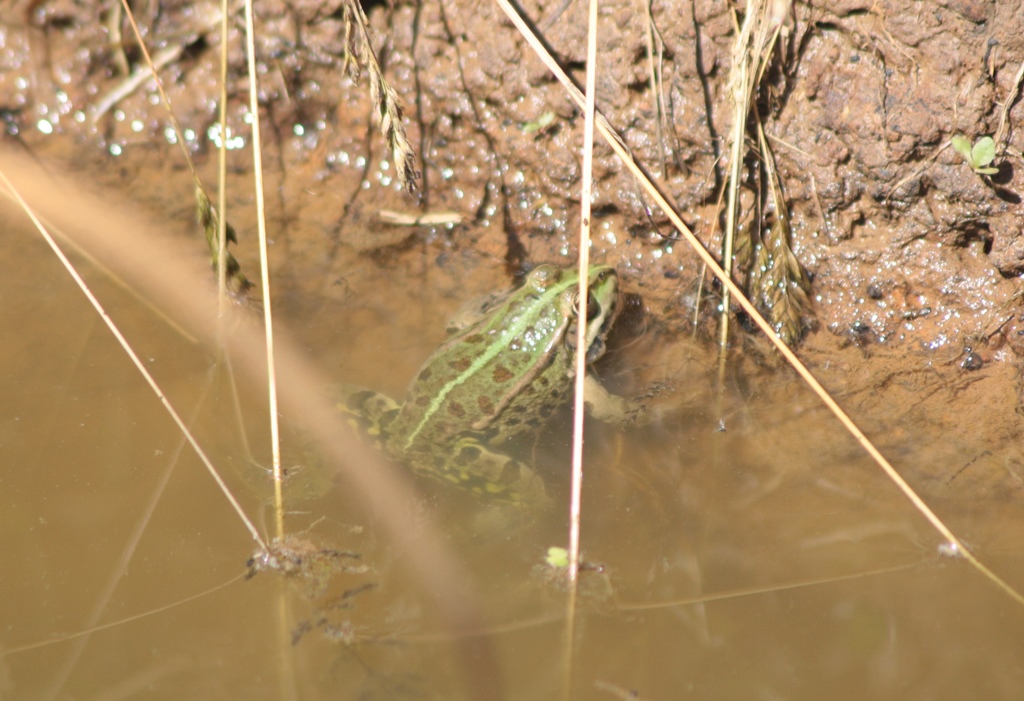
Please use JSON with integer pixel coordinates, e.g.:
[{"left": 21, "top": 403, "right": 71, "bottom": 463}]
[
  {"left": 583, "top": 373, "right": 659, "bottom": 424},
  {"left": 425, "top": 436, "right": 552, "bottom": 508},
  {"left": 335, "top": 387, "right": 401, "bottom": 449}
]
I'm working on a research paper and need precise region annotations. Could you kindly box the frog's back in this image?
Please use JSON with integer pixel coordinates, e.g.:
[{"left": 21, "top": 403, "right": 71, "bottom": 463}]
[
  {"left": 390, "top": 265, "right": 580, "bottom": 452},
  {"left": 349, "top": 263, "right": 619, "bottom": 507}
]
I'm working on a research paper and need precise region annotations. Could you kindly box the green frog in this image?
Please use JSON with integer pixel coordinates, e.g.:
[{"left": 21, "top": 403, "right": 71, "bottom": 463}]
[{"left": 341, "top": 263, "right": 633, "bottom": 507}]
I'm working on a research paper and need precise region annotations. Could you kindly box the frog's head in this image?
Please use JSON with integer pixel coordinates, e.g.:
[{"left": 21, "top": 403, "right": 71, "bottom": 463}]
[
  {"left": 518, "top": 263, "right": 619, "bottom": 364},
  {"left": 551, "top": 264, "right": 618, "bottom": 363},
  {"left": 580, "top": 265, "right": 619, "bottom": 362}
]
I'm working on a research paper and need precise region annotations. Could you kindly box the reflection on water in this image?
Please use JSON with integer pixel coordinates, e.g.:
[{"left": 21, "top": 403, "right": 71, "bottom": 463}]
[{"left": 3, "top": 218, "right": 1024, "bottom": 701}]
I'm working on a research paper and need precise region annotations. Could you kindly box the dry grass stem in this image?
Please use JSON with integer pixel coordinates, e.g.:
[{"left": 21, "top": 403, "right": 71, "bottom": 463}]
[
  {"left": 495, "top": 0, "right": 630, "bottom": 156},
  {"left": 641, "top": 0, "right": 669, "bottom": 177},
  {"left": 378, "top": 209, "right": 464, "bottom": 226},
  {"left": 719, "top": 0, "right": 791, "bottom": 354},
  {"left": 197, "top": 188, "right": 254, "bottom": 298},
  {"left": 112, "top": 0, "right": 203, "bottom": 184},
  {"left": 719, "top": 3, "right": 757, "bottom": 344},
  {"left": 1, "top": 573, "right": 248, "bottom": 657},
  {"left": 91, "top": 44, "right": 182, "bottom": 121},
  {"left": 742, "top": 117, "right": 812, "bottom": 344},
  {"left": 45, "top": 379, "right": 216, "bottom": 698},
  {"left": 564, "top": 3, "right": 602, "bottom": 691},
  {"left": 111, "top": 0, "right": 253, "bottom": 298},
  {"left": 0, "top": 167, "right": 267, "bottom": 552},
  {"left": 497, "top": 0, "right": 1024, "bottom": 607},
  {"left": 216, "top": 0, "right": 232, "bottom": 311},
  {"left": 993, "top": 57, "right": 1024, "bottom": 151},
  {"left": 719, "top": 1, "right": 814, "bottom": 343},
  {"left": 340, "top": 0, "right": 418, "bottom": 192},
  {"left": 103, "top": 2, "right": 130, "bottom": 76},
  {"left": 242, "top": 0, "right": 286, "bottom": 541},
  {"left": 0, "top": 187, "right": 198, "bottom": 342},
  {"left": 618, "top": 559, "right": 928, "bottom": 612},
  {"left": 567, "top": 0, "right": 601, "bottom": 585}
]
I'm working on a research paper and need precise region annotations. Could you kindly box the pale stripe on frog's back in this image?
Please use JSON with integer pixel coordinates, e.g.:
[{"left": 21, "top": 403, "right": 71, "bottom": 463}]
[{"left": 395, "top": 265, "right": 613, "bottom": 450}]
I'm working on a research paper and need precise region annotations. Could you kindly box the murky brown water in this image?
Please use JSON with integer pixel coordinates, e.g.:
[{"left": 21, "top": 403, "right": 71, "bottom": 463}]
[{"left": 3, "top": 176, "right": 1024, "bottom": 701}]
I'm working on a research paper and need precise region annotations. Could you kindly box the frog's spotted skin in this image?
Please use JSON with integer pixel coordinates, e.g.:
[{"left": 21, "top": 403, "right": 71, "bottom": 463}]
[
  {"left": 342, "top": 388, "right": 551, "bottom": 505},
  {"left": 339, "top": 264, "right": 622, "bottom": 506}
]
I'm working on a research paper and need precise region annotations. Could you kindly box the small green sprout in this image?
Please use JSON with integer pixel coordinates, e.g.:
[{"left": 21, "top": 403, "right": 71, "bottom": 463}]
[
  {"left": 521, "top": 111, "right": 556, "bottom": 134},
  {"left": 544, "top": 546, "right": 569, "bottom": 569},
  {"left": 952, "top": 135, "right": 999, "bottom": 175}
]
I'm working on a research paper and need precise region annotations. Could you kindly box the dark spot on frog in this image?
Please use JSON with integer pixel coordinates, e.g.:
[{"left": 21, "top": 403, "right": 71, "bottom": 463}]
[
  {"left": 456, "top": 445, "right": 482, "bottom": 465},
  {"left": 463, "top": 333, "right": 485, "bottom": 345},
  {"left": 448, "top": 401, "right": 466, "bottom": 417},
  {"left": 493, "top": 365, "right": 514, "bottom": 383},
  {"left": 478, "top": 396, "right": 495, "bottom": 415},
  {"left": 346, "top": 390, "right": 375, "bottom": 411},
  {"left": 447, "top": 357, "right": 471, "bottom": 372},
  {"left": 499, "top": 458, "right": 524, "bottom": 484},
  {"left": 538, "top": 376, "right": 550, "bottom": 387},
  {"left": 962, "top": 352, "right": 984, "bottom": 371},
  {"left": 415, "top": 395, "right": 430, "bottom": 407},
  {"left": 417, "top": 368, "right": 431, "bottom": 381}
]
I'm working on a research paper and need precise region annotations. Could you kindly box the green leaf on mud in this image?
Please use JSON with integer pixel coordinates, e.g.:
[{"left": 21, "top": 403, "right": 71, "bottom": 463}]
[
  {"left": 971, "top": 136, "right": 998, "bottom": 173},
  {"left": 952, "top": 134, "right": 999, "bottom": 175},
  {"left": 971, "top": 136, "right": 996, "bottom": 168},
  {"left": 951, "top": 135, "right": 973, "bottom": 164}
]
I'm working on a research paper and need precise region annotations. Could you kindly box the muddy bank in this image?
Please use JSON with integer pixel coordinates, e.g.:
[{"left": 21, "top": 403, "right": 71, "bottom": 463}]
[{"left": 3, "top": 1, "right": 1024, "bottom": 501}]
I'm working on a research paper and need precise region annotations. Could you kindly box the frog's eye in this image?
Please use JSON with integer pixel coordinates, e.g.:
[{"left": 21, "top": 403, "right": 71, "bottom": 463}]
[{"left": 571, "top": 292, "right": 602, "bottom": 320}]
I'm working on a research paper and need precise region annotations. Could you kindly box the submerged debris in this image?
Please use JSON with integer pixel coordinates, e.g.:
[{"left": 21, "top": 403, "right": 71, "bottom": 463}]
[
  {"left": 532, "top": 547, "right": 615, "bottom": 607},
  {"left": 246, "top": 534, "right": 369, "bottom": 599},
  {"left": 290, "top": 582, "right": 379, "bottom": 646},
  {"left": 247, "top": 536, "right": 381, "bottom": 647}
]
